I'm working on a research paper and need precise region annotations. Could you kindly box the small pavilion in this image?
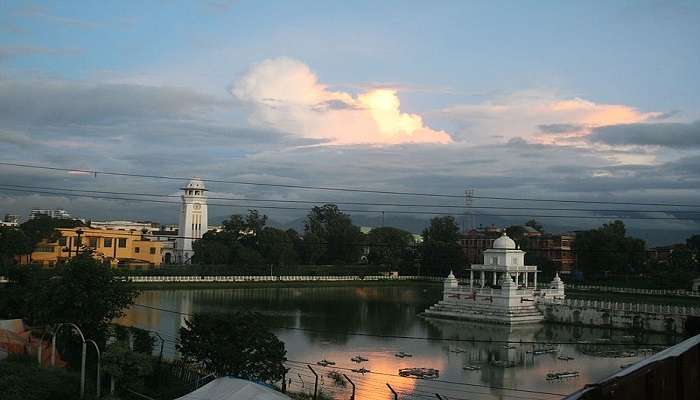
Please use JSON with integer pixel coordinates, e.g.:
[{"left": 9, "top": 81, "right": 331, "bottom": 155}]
[{"left": 423, "top": 232, "right": 565, "bottom": 325}]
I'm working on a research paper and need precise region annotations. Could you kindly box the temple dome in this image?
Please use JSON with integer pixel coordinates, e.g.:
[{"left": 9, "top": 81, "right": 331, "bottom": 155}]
[{"left": 493, "top": 232, "right": 516, "bottom": 249}]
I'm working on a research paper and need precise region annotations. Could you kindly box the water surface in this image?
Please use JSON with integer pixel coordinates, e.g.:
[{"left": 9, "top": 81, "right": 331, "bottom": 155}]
[{"left": 120, "top": 285, "right": 679, "bottom": 399}]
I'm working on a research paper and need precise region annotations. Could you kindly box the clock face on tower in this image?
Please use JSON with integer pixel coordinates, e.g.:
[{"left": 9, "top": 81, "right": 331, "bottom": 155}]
[{"left": 193, "top": 203, "right": 201, "bottom": 210}]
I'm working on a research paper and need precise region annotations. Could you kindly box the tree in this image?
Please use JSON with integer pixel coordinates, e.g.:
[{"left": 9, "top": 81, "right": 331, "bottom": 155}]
[
  {"left": 0, "top": 254, "right": 138, "bottom": 341},
  {"left": 178, "top": 312, "right": 287, "bottom": 382},
  {"left": 222, "top": 210, "right": 268, "bottom": 246},
  {"left": 574, "top": 220, "right": 647, "bottom": 276},
  {"left": 525, "top": 219, "right": 544, "bottom": 233},
  {"left": 422, "top": 216, "right": 460, "bottom": 243},
  {"left": 303, "top": 204, "right": 362, "bottom": 264},
  {"left": 506, "top": 225, "right": 528, "bottom": 243},
  {"left": 258, "top": 227, "right": 297, "bottom": 267},
  {"left": 102, "top": 341, "right": 153, "bottom": 394},
  {"left": 366, "top": 227, "right": 414, "bottom": 269},
  {"left": 0, "top": 226, "right": 32, "bottom": 267},
  {"left": 19, "top": 215, "right": 84, "bottom": 248},
  {"left": 420, "top": 216, "right": 465, "bottom": 276}
]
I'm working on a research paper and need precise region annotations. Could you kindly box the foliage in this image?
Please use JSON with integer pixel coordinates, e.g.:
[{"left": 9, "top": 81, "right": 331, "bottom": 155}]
[
  {"left": 194, "top": 210, "right": 299, "bottom": 266},
  {"left": 303, "top": 204, "right": 363, "bottom": 264},
  {"left": 366, "top": 227, "right": 415, "bottom": 269},
  {"left": 102, "top": 341, "right": 153, "bottom": 392},
  {"left": 505, "top": 225, "right": 528, "bottom": 242},
  {"left": 525, "top": 219, "right": 544, "bottom": 233},
  {"left": 258, "top": 227, "right": 297, "bottom": 266},
  {"left": 574, "top": 220, "right": 647, "bottom": 275},
  {"left": 0, "top": 255, "right": 138, "bottom": 342},
  {"left": 19, "top": 215, "right": 84, "bottom": 248},
  {"left": 0, "top": 226, "right": 33, "bottom": 266},
  {"left": 0, "top": 355, "right": 81, "bottom": 400},
  {"left": 420, "top": 216, "right": 465, "bottom": 276},
  {"left": 178, "top": 312, "right": 287, "bottom": 382}
]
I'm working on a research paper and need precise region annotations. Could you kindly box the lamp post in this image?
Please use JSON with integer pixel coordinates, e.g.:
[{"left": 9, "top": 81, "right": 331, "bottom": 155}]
[
  {"left": 51, "top": 323, "right": 87, "bottom": 399},
  {"left": 75, "top": 229, "right": 84, "bottom": 256},
  {"left": 86, "top": 339, "right": 101, "bottom": 399}
]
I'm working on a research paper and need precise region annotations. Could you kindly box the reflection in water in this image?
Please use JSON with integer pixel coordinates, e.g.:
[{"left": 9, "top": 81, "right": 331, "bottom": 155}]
[{"left": 119, "top": 285, "right": 680, "bottom": 400}]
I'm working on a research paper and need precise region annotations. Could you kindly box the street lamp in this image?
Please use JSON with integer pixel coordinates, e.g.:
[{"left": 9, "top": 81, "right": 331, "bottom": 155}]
[
  {"left": 75, "top": 229, "right": 84, "bottom": 256},
  {"left": 51, "top": 323, "right": 87, "bottom": 399}
]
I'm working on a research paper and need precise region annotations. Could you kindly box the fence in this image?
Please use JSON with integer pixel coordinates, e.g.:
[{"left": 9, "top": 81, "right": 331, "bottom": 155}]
[
  {"left": 125, "top": 275, "right": 445, "bottom": 283},
  {"left": 568, "top": 284, "right": 700, "bottom": 298},
  {"left": 564, "top": 334, "right": 700, "bottom": 400}
]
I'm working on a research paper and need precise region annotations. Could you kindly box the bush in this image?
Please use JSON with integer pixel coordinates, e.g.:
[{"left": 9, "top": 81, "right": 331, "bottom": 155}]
[{"left": 0, "top": 355, "right": 82, "bottom": 400}]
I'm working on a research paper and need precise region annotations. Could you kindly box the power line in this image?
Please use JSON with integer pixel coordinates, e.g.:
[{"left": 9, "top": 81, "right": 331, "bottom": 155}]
[
  {"left": 1, "top": 185, "right": 698, "bottom": 221},
  {"left": 3, "top": 183, "right": 698, "bottom": 215},
  {"left": 2, "top": 161, "right": 699, "bottom": 208},
  {"left": 129, "top": 303, "right": 671, "bottom": 347}
]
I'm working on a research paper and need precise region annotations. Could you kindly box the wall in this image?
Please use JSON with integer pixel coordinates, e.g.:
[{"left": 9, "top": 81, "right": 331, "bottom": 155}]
[{"left": 538, "top": 299, "right": 700, "bottom": 334}]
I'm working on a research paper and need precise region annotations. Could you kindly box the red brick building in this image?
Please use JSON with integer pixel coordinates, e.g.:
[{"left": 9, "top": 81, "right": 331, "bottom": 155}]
[{"left": 458, "top": 225, "right": 576, "bottom": 274}]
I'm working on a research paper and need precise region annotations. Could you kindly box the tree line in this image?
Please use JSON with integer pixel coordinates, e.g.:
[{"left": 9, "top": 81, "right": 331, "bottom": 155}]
[{"left": 192, "top": 204, "right": 466, "bottom": 276}]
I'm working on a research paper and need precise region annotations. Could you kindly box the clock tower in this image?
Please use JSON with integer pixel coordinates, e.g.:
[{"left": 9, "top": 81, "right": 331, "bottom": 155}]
[{"left": 176, "top": 177, "right": 208, "bottom": 264}]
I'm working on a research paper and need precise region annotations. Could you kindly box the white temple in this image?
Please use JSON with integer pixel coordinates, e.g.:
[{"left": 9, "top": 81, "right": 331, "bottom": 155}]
[{"left": 423, "top": 232, "right": 565, "bottom": 325}]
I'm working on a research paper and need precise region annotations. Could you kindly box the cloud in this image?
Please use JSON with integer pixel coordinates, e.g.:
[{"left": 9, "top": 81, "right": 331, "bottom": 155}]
[
  {"left": 0, "top": 79, "right": 226, "bottom": 126},
  {"left": 231, "top": 57, "right": 452, "bottom": 145},
  {"left": 0, "top": 46, "right": 81, "bottom": 61},
  {"left": 438, "top": 92, "right": 660, "bottom": 146},
  {"left": 537, "top": 123, "right": 584, "bottom": 134},
  {"left": 588, "top": 120, "right": 700, "bottom": 148}
]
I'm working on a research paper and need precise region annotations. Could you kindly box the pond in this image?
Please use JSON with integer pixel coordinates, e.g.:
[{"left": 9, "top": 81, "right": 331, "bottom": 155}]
[{"left": 119, "top": 284, "right": 680, "bottom": 399}]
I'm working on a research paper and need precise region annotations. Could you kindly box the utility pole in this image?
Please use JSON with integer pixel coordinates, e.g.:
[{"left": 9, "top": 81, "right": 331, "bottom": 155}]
[{"left": 464, "top": 189, "right": 474, "bottom": 232}]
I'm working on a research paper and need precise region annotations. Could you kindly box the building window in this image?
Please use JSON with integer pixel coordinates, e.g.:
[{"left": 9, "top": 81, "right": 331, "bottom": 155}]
[
  {"left": 135, "top": 247, "right": 140, "bottom": 253},
  {"left": 58, "top": 237, "right": 67, "bottom": 246},
  {"left": 118, "top": 238, "right": 127, "bottom": 248},
  {"left": 89, "top": 237, "right": 98, "bottom": 248},
  {"left": 150, "top": 247, "right": 156, "bottom": 255},
  {"left": 103, "top": 238, "right": 112, "bottom": 248},
  {"left": 491, "top": 256, "right": 498, "bottom": 265},
  {"left": 35, "top": 246, "right": 54, "bottom": 253}
]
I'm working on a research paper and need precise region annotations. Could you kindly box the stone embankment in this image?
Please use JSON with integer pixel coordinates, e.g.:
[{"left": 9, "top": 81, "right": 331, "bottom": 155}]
[
  {"left": 540, "top": 298, "right": 700, "bottom": 334},
  {"left": 567, "top": 284, "right": 700, "bottom": 298}
]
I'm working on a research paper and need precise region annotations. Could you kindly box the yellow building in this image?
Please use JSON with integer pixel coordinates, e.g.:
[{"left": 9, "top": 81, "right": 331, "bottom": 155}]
[{"left": 25, "top": 227, "right": 163, "bottom": 269}]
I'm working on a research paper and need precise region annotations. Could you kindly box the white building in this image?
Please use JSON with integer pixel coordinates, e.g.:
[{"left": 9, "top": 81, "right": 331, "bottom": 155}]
[
  {"left": 29, "top": 208, "right": 72, "bottom": 220},
  {"left": 90, "top": 220, "right": 160, "bottom": 233},
  {"left": 424, "top": 232, "right": 565, "bottom": 325},
  {"left": 176, "top": 177, "right": 208, "bottom": 264}
]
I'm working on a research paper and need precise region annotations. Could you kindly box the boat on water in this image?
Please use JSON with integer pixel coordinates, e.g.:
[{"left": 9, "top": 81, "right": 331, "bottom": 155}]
[
  {"left": 546, "top": 371, "right": 580, "bottom": 380},
  {"left": 398, "top": 368, "right": 439, "bottom": 379},
  {"left": 316, "top": 359, "right": 336, "bottom": 367},
  {"left": 529, "top": 347, "right": 558, "bottom": 355},
  {"left": 462, "top": 365, "right": 481, "bottom": 371},
  {"left": 557, "top": 355, "right": 575, "bottom": 361},
  {"left": 351, "top": 367, "right": 371, "bottom": 374},
  {"left": 351, "top": 355, "right": 368, "bottom": 363},
  {"left": 395, "top": 352, "right": 413, "bottom": 358},
  {"left": 502, "top": 344, "right": 516, "bottom": 350},
  {"left": 490, "top": 360, "right": 516, "bottom": 368}
]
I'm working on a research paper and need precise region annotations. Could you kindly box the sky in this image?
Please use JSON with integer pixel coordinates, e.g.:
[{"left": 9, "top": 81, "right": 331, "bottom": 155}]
[{"left": 0, "top": 0, "right": 699, "bottom": 243}]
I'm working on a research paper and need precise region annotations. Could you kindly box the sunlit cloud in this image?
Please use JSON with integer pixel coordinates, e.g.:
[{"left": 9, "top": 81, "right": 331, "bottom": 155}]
[
  {"left": 438, "top": 92, "right": 665, "bottom": 147},
  {"left": 232, "top": 57, "right": 452, "bottom": 145}
]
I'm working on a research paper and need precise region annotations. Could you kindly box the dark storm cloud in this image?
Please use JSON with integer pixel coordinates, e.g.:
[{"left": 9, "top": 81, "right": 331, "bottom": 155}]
[
  {"left": 0, "top": 79, "right": 227, "bottom": 126},
  {"left": 589, "top": 120, "right": 700, "bottom": 148},
  {"left": 537, "top": 123, "right": 584, "bottom": 134}
]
